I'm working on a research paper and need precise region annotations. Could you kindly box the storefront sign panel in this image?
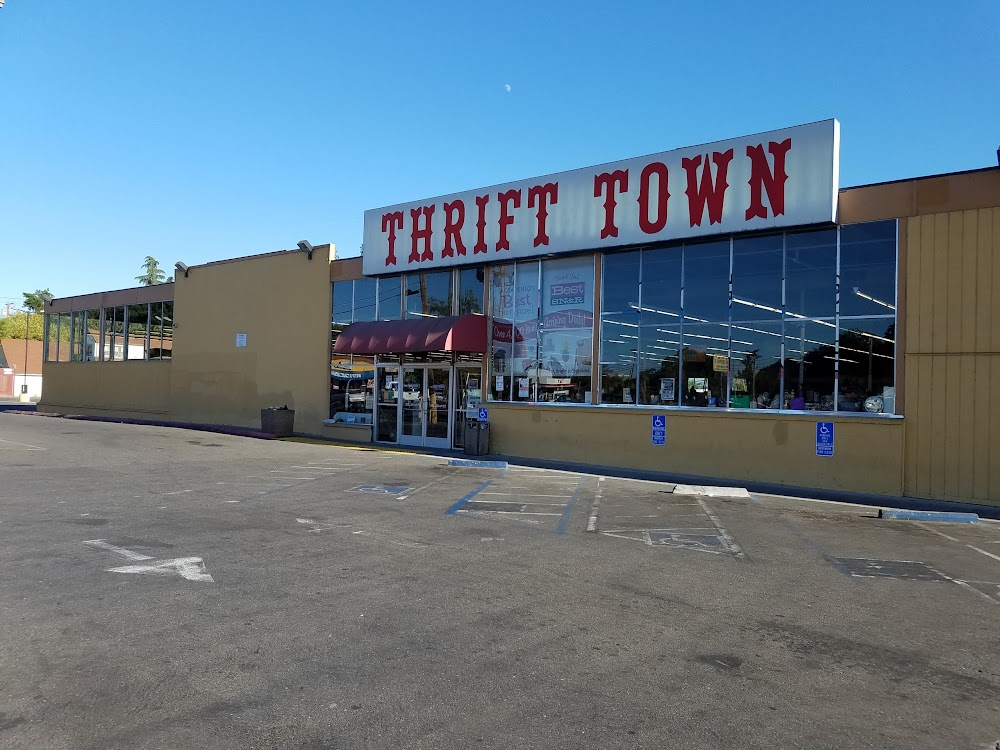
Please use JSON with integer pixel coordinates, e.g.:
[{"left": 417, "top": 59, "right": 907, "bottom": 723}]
[{"left": 363, "top": 120, "right": 839, "bottom": 276}]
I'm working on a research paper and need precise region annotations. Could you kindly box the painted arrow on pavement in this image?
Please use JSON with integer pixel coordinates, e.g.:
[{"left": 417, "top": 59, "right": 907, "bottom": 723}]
[{"left": 107, "top": 556, "right": 214, "bottom": 582}]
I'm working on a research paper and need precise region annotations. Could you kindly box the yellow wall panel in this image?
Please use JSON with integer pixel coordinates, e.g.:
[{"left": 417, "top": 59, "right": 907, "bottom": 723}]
[
  {"left": 486, "top": 405, "right": 904, "bottom": 496},
  {"left": 903, "top": 207, "right": 1000, "bottom": 505},
  {"left": 976, "top": 208, "right": 993, "bottom": 352},
  {"left": 39, "top": 361, "right": 171, "bottom": 415},
  {"left": 170, "top": 247, "right": 333, "bottom": 435}
]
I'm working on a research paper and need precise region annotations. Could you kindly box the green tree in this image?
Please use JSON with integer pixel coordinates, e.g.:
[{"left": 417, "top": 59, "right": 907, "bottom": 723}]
[
  {"left": 136, "top": 256, "right": 167, "bottom": 286},
  {"left": 0, "top": 312, "right": 44, "bottom": 341},
  {"left": 22, "top": 289, "right": 52, "bottom": 313}
]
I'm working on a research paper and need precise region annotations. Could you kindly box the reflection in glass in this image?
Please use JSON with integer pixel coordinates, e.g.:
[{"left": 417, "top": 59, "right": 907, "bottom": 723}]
[
  {"left": 840, "top": 221, "right": 897, "bottom": 317},
  {"left": 353, "top": 278, "right": 377, "bottom": 322},
  {"left": 85, "top": 310, "right": 100, "bottom": 361},
  {"left": 538, "top": 256, "right": 593, "bottom": 403},
  {"left": 512, "top": 261, "right": 539, "bottom": 402},
  {"left": 600, "top": 252, "right": 640, "bottom": 404},
  {"left": 127, "top": 304, "right": 149, "bottom": 360},
  {"left": 838, "top": 317, "right": 896, "bottom": 413},
  {"left": 488, "top": 265, "right": 514, "bottom": 400},
  {"left": 376, "top": 365, "right": 399, "bottom": 442},
  {"left": 782, "top": 318, "right": 836, "bottom": 411},
  {"left": 401, "top": 367, "right": 424, "bottom": 436},
  {"left": 786, "top": 229, "right": 836, "bottom": 319},
  {"left": 683, "top": 239, "right": 730, "bottom": 322},
  {"left": 458, "top": 268, "right": 484, "bottom": 315},
  {"left": 332, "top": 280, "right": 353, "bottom": 324},
  {"left": 681, "top": 324, "right": 731, "bottom": 406},
  {"left": 406, "top": 271, "right": 453, "bottom": 318},
  {"left": 378, "top": 276, "right": 402, "bottom": 320},
  {"left": 728, "top": 321, "right": 782, "bottom": 408},
  {"left": 426, "top": 368, "right": 450, "bottom": 439},
  {"left": 732, "top": 234, "right": 782, "bottom": 322}
]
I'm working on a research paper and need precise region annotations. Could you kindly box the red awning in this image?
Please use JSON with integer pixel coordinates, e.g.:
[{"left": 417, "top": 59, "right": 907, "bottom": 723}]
[{"left": 333, "top": 314, "right": 488, "bottom": 355}]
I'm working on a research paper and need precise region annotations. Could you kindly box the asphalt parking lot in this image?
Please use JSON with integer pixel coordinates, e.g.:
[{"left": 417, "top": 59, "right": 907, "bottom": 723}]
[{"left": 1, "top": 413, "right": 999, "bottom": 750}]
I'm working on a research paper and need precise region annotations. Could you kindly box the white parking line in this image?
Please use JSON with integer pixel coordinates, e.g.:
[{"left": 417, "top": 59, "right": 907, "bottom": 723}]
[
  {"left": 695, "top": 498, "right": 746, "bottom": 559},
  {"left": 917, "top": 522, "right": 1000, "bottom": 564},
  {"left": 0, "top": 437, "right": 44, "bottom": 450},
  {"left": 480, "top": 492, "right": 570, "bottom": 498}
]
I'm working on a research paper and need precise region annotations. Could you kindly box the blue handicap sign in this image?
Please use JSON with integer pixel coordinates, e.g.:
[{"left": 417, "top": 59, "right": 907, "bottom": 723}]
[
  {"left": 816, "top": 421, "right": 834, "bottom": 457},
  {"left": 651, "top": 414, "right": 666, "bottom": 446},
  {"left": 478, "top": 407, "right": 489, "bottom": 421}
]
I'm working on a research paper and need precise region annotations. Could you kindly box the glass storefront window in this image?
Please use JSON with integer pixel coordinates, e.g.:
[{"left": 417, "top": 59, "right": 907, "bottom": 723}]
[
  {"left": 729, "top": 321, "right": 782, "bottom": 408},
  {"left": 840, "top": 221, "right": 897, "bottom": 317},
  {"left": 56, "top": 313, "right": 71, "bottom": 362},
  {"left": 332, "top": 280, "right": 354, "bottom": 325},
  {"left": 458, "top": 267, "right": 485, "bottom": 315},
  {"left": 732, "top": 235, "right": 782, "bottom": 322},
  {"left": 71, "top": 311, "right": 86, "bottom": 362},
  {"left": 683, "top": 239, "right": 730, "bottom": 323},
  {"left": 511, "top": 261, "right": 539, "bottom": 402},
  {"left": 126, "top": 304, "right": 150, "bottom": 360},
  {"left": 538, "top": 256, "right": 593, "bottom": 403},
  {"left": 405, "top": 271, "right": 452, "bottom": 318},
  {"left": 600, "top": 251, "right": 640, "bottom": 405},
  {"left": 354, "top": 278, "right": 377, "bottom": 322},
  {"left": 378, "top": 276, "right": 402, "bottom": 320},
  {"left": 782, "top": 318, "right": 836, "bottom": 411},
  {"left": 838, "top": 317, "right": 896, "bottom": 413},
  {"left": 786, "top": 229, "right": 836, "bottom": 320},
  {"left": 85, "top": 309, "right": 100, "bottom": 360},
  {"left": 680, "top": 323, "right": 730, "bottom": 406},
  {"left": 488, "top": 265, "right": 514, "bottom": 401},
  {"left": 638, "top": 246, "right": 681, "bottom": 405}
]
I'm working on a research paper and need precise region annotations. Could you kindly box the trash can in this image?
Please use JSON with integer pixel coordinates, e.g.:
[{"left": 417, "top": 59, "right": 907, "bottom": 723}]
[
  {"left": 476, "top": 420, "right": 490, "bottom": 455},
  {"left": 261, "top": 406, "right": 295, "bottom": 437},
  {"left": 463, "top": 418, "right": 480, "bottom": 455}
]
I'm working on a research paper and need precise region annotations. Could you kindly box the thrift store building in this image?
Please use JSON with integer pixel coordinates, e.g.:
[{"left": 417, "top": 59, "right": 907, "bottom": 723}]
[{"left": 40, "top": 120, "right": 1000, "bottom": 507}]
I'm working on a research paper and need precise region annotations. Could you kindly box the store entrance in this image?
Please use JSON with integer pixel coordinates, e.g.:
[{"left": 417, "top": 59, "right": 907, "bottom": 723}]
[{"left": 397, "top": 365, "right": 452, "bottom": 449}]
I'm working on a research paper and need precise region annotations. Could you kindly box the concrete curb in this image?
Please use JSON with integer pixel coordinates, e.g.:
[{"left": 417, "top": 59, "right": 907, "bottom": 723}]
[{"left": 878, "top": 509, "right": 980, "bottom": 523}]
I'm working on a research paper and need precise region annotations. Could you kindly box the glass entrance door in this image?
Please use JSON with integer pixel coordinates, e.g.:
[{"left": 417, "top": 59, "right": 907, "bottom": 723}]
[
  {"left": 397, "top": 365, "right": 453, "bottom": 449},
  {"left": 401, "top": 366, "right": 424, "bottom": 441}
]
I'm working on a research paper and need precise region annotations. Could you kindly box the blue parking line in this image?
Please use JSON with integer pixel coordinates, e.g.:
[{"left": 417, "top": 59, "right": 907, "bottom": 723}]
[
  {"left": 556, "top": 476, "right": 586, "bottom": 536},
  {"left": 445, "top": 479, "right": 496, "bottom": 515}
]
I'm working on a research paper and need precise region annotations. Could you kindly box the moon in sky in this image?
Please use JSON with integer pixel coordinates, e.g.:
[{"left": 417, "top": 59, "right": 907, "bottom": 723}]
[{"left": 504, "top": 83, "right": 511, "bottom": 93}]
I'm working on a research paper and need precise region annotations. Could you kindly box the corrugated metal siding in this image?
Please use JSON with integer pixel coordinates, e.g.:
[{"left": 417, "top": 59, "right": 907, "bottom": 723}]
[{"left": 904, "top": 208, "right": 999, "bottom": 504}]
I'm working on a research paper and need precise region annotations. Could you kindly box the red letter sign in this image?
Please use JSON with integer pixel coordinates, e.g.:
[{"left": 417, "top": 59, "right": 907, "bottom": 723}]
[
  {"left": 474, "top": 194, "right": 489, "bottom": 254},
  {"left": 637, "top": 162, "right": 669, "bottom": 234},
  {"left": 745, "top": 138, "right": 792, "bottom": 221},
  {"left": 527, "top": 183, "right": 559, "bottom": 247},
  {"left": 593, "top": 170, "right": 629, "bottom": 239},
  {"left": 682, "top": 150, "right": 733, "bottom": 227},
  {"left": 496, "top": 189, "right": 521, "bottom": 252},
  {"left": 409, "top": 206, "right": 435, "bottom": 263},
  {"left": 442, "top": 200, "right": 466, "bottom": 258},
  {"left": 381, "top": 211, "right": 403, "bottom": 267}
]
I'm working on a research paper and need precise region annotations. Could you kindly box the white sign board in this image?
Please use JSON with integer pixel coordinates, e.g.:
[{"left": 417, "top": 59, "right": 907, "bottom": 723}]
[
  {"left": 363, "top": 120, "right": 839, "bottom": 276},
  {"left": 236, "top": 333, "right": 247, "bottom": 348}
]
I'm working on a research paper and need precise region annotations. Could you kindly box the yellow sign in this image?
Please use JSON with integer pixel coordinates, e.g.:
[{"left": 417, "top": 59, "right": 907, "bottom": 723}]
[{"left": 712, "top": 355, "right": 729, "bottom": 372}]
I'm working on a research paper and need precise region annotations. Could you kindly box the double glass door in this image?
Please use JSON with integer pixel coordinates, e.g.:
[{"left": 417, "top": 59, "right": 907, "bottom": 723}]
[{"left": 396, "top": 365, "right": 452, "bottom": 448}]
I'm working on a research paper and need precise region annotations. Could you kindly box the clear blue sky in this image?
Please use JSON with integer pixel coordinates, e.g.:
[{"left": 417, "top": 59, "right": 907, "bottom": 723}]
[{"left": 1, "top": 0, "right": 997, "bottom": 304}]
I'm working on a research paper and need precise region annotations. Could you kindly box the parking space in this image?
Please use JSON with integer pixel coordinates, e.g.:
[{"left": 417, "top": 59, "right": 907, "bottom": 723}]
[{"left": 579, "top": 477, "right": 744, "bottom": 558}]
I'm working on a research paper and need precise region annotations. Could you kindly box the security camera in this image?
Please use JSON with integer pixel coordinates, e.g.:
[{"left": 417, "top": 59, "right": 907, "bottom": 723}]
[
  {"left": 297, "top": 240, "right": 314, "bottom": 259},
  {"left": 175, "top": 261, "right": 189, "bottom": 278}
]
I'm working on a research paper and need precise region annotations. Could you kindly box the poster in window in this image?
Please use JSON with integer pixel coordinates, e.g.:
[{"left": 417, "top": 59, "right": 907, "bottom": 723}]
[{"left": 660, "top": 378, "right": 675, "bottom": 402}]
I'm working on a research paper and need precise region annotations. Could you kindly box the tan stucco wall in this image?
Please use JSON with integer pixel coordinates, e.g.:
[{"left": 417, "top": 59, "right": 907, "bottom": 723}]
[
  {"left": 39, "top": 361, "right": 171, "bottom": 416},
  {"left": 902, "top": 207, "right": 1000, "bottom": 505},
  {"left": 486, "top": 404, "right": 905, "bottom": 496},
  {"left": 168, "top": 246, "right": 333, "bottom": 434}
]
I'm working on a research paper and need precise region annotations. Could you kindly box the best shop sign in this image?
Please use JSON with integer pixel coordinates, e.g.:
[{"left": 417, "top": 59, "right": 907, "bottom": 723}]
[{"left": 362, "top": 120, "right": 839, "bottom": 276}]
